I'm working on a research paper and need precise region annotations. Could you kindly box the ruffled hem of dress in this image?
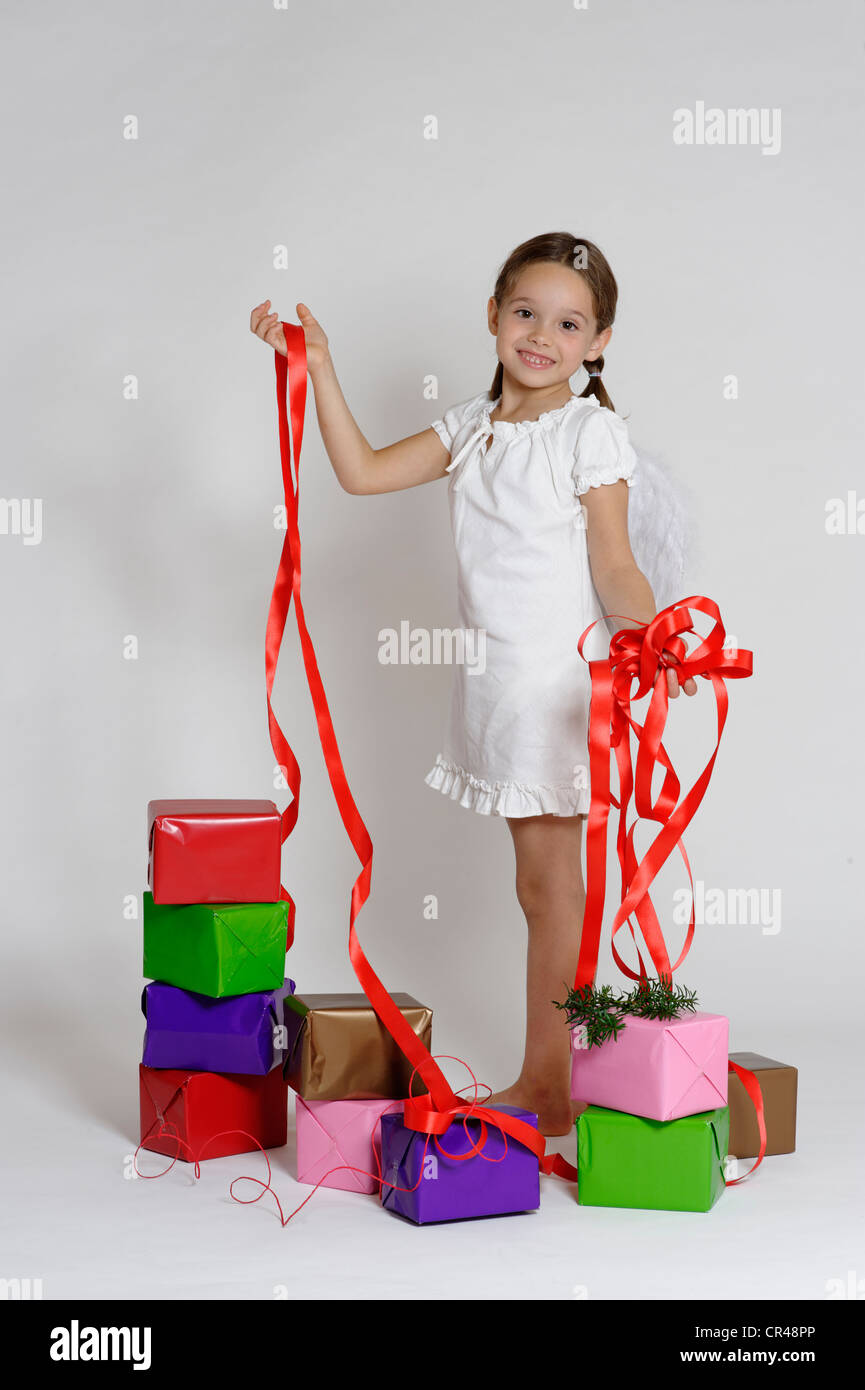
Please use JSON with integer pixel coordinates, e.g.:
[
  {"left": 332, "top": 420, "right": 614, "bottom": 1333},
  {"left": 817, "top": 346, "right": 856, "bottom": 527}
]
[{"left": 424, "top": 754, "right": 590, "bottom": 818}]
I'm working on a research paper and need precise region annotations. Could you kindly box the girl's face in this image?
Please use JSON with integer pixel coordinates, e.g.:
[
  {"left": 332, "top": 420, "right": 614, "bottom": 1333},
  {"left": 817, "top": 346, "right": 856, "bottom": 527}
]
[{"left": 488, "top": 261, "right": 611, "bottom": 389}]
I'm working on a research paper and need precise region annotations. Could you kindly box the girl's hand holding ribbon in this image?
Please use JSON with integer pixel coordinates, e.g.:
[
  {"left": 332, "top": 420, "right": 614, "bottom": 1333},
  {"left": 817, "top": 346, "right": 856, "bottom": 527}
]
[{"left": 250, "top": 299, "right": 331, "bottom": 373}]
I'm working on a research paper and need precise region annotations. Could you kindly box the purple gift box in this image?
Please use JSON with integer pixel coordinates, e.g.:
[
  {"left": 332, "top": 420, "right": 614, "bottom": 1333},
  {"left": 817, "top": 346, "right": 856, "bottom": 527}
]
[
  {"left": 141, "top": 977, "right": 295, "bottom": 1075},
  {"left": 379, "top": 1103, "right": 540, "bottom": 1224}
]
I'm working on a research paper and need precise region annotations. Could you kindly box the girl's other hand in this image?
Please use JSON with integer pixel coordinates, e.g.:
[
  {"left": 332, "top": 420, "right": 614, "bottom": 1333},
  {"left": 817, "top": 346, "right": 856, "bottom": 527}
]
[{"left": 665, "top": 666, "right": 698, "bottom": 698}]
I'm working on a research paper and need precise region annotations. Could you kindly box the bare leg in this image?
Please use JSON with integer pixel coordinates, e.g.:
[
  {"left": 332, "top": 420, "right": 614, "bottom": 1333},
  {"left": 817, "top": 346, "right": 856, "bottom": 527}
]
[{"left": 487, "top": 813, "right": 585, "bottom": 1136}]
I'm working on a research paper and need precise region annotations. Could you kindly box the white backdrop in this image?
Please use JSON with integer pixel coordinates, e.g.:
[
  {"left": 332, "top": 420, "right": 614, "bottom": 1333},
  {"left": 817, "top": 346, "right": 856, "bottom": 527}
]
[{"left": 2, "top": 0, "right": 863, "bottom": 1301}]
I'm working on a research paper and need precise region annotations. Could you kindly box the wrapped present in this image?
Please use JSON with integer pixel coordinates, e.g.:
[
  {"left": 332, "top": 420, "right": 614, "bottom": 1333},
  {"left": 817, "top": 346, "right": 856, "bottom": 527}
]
[
  {"left": 728, "top": 1051, "right": 797, "bottom": 1158},
  {"left": 295, "top": 1097, "right": 403, "bottom": 1194},
  {"left": 570, "top": 1011, "right": 728, "bottom": 1122},
  {"left": 138, "top": 1063, "right": 287, "bottom": 1161},
  {"left": 143, "top": 891, "right": 288, "bottom": 998},
  {"left": 283, "top": 993, "right": 433, "bottom": 1101},
  {"left": 576, "top": 1104, "right": 729, "bottom": 1212},
  {"left": 141, "top": 977, "right": 296, "bottom": 1074},
  {"left": 147, "top": 799, "right": 282, "bottom": 905},
  {"left": 379, "top": 1104, "right": 540, "bottom": 1224}
]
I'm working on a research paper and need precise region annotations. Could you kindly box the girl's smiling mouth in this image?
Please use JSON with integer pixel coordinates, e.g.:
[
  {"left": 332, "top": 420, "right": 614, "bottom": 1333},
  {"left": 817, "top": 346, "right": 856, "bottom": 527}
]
[{"left": 517, "top": 349, "right": 556, "bottom": 368}]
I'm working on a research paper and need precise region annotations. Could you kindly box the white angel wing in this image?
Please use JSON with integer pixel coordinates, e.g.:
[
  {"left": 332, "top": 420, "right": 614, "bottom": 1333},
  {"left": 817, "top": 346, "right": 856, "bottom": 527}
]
[{"left": 627, "top": 444, "right": 696, "bottom": 612}]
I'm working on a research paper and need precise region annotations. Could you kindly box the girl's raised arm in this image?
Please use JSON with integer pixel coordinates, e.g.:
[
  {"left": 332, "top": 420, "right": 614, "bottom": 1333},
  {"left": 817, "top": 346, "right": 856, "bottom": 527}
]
[{"left": 250, "top": 300, "right": 449, "bottom": 495}]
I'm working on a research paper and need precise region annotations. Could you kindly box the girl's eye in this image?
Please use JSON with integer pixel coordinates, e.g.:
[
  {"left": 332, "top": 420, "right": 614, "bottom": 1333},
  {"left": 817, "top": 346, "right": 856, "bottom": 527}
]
[{"left": 514, "top": 308, "right": 579, "bottom": 331}]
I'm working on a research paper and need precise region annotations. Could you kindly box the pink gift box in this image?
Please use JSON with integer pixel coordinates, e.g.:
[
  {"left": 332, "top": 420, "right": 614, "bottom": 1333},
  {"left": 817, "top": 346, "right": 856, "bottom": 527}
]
[
  {"left": 295, "top": 1097, "right": 404, "bottom": 1194},
  {"left": 569, "top": 1011, "right": 729, "bottom": 1121}
]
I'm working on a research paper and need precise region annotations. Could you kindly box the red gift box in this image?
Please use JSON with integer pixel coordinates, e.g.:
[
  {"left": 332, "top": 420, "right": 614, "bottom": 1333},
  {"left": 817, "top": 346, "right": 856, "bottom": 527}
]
[
  {"left": 139, "top": 1063, "right": 288, "bottom": 1161},
  {"left": 147, "top": 799, "right": 282, "bottom": 905}
]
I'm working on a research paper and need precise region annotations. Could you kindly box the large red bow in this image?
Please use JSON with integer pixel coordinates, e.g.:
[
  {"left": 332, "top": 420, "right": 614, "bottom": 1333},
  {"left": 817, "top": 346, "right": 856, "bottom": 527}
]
[{"left": 575, "top": 600, "right": 753, "bottom": 989}]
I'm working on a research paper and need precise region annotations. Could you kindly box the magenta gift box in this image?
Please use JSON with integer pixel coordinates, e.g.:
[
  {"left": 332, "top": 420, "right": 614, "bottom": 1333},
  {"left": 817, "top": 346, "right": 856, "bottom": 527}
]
[
  {"left": 295, "top": 1097, "right": 404, "bottom": 1195},
  {"left": 569, "top": 1011, "right": 729, "bottom": 1121}
]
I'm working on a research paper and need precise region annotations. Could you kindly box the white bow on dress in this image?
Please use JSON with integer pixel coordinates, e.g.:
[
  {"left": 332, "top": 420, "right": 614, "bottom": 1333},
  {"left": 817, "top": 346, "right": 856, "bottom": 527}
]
[{"left": 444, "top": 414, "right": 495, "bottom": 492}]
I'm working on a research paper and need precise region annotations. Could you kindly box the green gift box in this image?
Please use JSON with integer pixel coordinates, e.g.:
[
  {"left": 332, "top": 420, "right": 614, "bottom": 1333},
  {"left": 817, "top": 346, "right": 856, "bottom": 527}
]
[
  {"left": 142, "top": 891, "right": 288, "bottom": 998},
  {"left": 576, "top": 1104, "right": 729, "bottom": 1212}
]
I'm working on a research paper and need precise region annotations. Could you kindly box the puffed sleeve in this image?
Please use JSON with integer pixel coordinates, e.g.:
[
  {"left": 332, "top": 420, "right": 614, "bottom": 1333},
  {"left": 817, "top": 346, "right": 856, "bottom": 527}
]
[
  {"left": 572, "top": 405, "right": 638, "bottom": 495},
  {"left": 429, "top": 392, "right": 489, "bottom": 454}
]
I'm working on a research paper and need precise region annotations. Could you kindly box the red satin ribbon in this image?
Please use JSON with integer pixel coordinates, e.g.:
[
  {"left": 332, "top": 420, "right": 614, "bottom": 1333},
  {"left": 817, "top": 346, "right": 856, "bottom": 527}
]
[
  {"left": 401, "top": 1055, "right": 540, "bottom": 1163},
  {"left": 725, "top": 1058, "right": 767, "bottom": 1181},
  {"left": 268, "top": 325, "right": 577, "bottom": 1184},
  {"left": 573, "top": 606, "right": 766, "bottom": 1177},
  {"left": 575, "top": 601, "right": 753, "bottom": 990},
  {"left": 264, "top": 327, "right": 305, "bottom": 949}
]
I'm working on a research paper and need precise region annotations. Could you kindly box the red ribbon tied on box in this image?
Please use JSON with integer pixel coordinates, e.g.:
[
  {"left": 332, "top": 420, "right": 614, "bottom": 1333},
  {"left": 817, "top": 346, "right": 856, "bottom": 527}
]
[
  {"left": 575, "top": 599, "right": 753, "bottom": 990},
  {"left": 267, "top": 324, "right": 577, "bottom": 1183}
]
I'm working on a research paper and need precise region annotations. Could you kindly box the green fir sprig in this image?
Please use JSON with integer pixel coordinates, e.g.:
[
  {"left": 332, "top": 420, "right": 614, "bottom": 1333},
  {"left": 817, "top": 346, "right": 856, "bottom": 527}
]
[
  {"left": 553, "top": 983, "right": 629, "bottom": 1051},
  {"left": 554, "top": 977, "right": 700, "bottom": 1050},
  {"left": 624, "top": 977, "right": 699, "bottom": 1021}
]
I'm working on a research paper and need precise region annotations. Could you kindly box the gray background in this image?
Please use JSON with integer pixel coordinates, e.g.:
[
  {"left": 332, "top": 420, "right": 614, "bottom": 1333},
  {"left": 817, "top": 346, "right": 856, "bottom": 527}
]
[{"left": 2, "top": 0, "right": 862, "bottom": 1299}]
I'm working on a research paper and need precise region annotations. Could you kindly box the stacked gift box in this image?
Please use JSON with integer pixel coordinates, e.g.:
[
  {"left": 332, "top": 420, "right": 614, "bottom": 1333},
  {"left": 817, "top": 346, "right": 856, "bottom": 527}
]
[
  {"left": 139, "top": 800, "right": 294, "bottom": 1163},
  {"left": 568, "top": 998, "right": 797, "bottom": 1212},
  {"left": 286, "top": 995, "right": 542, "bottom": 1223},
  {"left": 287, "top": 991, "right": 432, "bottom": 1202},
  {"left": 138, "top": 801, "right": 543, "bottom": 1221}
]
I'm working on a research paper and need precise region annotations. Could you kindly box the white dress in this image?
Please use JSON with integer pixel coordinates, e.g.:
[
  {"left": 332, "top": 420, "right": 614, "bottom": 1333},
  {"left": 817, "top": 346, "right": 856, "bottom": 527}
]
[{"left": 424, "top": 389, "right": 639, "bottom": 818}]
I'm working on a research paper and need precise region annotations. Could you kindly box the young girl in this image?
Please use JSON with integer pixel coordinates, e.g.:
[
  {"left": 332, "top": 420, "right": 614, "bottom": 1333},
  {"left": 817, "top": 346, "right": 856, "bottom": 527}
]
[{"left": 250, "top": 231, "right": 694, "bottom": 1136}]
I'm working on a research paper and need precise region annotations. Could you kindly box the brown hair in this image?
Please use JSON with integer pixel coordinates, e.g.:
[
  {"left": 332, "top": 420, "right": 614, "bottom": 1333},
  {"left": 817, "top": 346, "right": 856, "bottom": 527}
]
[{"left": 488, "top": 232, "right": 619, "bottom": 413}]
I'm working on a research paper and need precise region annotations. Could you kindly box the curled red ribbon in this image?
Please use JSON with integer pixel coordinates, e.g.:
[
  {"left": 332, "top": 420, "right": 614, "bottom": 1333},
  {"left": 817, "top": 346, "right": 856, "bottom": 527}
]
[
  {"left": 725, "top": 1058, "right": 767, "bottom": 1183},
  {"left": 575, "top": 600, "right": 754, "bottom": 990},
  {"left": 574, "top": 605, "right": 766, "bottom": 1176},
  {"left": 268, "top": 325, "right": 577, "bottom": 1183},
  {"left": 401, "top": 1055, "right": 534, "bottom": 1163}
]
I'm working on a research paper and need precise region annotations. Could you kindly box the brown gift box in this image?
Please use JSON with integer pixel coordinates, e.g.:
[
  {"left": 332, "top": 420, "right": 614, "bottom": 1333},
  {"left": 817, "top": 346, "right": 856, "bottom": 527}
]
[
  {"left": 282, "top": 992, "right": 433, "bottom": 1101},
  {"left": 728, "top": 1051, "right": 797, "bottom": 1158}
]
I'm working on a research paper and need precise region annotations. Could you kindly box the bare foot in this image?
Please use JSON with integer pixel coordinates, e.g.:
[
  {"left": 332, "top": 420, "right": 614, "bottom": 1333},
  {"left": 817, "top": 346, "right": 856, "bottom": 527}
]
[{"left": 487, "top": 1083, "right": 575, "bottom": 1137}]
